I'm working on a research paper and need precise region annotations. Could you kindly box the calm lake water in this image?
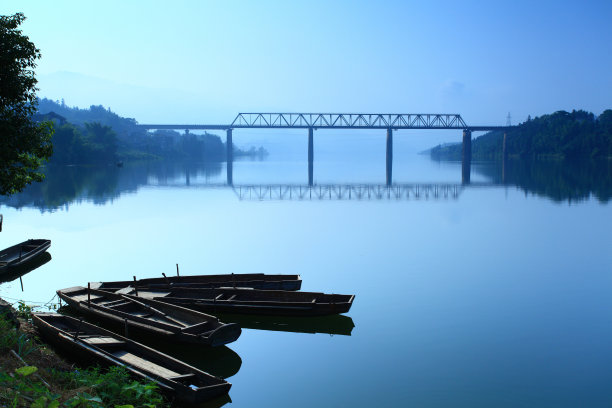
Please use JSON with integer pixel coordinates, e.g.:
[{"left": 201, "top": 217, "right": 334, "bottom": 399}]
[{"left": 1, "top": 134, "right": 611, "bottom": 408}]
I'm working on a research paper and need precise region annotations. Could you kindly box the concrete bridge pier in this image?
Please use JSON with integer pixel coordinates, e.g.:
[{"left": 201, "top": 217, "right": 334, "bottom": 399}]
[
  {"left": 226, "top": 129, "right": 233, "bottom": 185},
  {"left": 386, "top": 128, "right": 393, "bottom": 186},
  {"left": 308, "top": 127, "right": 314, "bottom": 186},
  {"left": 461, "top": 129, "right": 471, "bottom": 184}
]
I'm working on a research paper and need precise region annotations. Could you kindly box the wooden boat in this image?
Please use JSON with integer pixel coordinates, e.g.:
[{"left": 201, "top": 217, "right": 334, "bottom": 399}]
[
  {"left": 0, "top": 239, "right": 51, "bottom": 275},
  {"left": 91, "top": 273, "right": 302, "bottom": 291},
  {"left": 57, "top": 286, "right": 241, "bottom": 346},
  {"left": 32, "top": 313, "right": 231, "bottom": 404},
  {"left": 116, "top": 286, "right": 355, "bottom": 317}
]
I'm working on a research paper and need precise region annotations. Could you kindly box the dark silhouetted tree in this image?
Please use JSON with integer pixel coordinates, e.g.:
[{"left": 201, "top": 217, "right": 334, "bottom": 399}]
[{"left": 0, "top": 13, "right": 53, "bottom": 195}]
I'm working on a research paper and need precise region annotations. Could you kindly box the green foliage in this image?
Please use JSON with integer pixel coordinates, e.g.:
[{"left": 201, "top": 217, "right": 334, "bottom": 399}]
[
  {"left": 16, "top": 332, "right": 40, "bottom": 358},
  {"left": 15, "top": 365, "right": 37, "bottom": 376},
  {"left": 53, "top": 366, "right": 164, "bottom": 408},
  {"left": 0, "top": 365, "right": 165, "bottom": 407},
  {"left": 49, "top": 122, "right": 119, "bottom": 164},
  {"left": 430, "top": 109, "right": 612, "bottom": 160},
  {"left": 32, "top": 395, "right": 60, "bottom": 408},
  {"left": 0, "top": 365, "right": 61, "bottom": 407},
  {"left": 16, "top": 301, "right": 34, "bottom": 320},
  {"left": 0, "top": 313, "right": 18, "bottom": 352},
  {"left": 0, "top": 13, "right": 54, "bottom": 196}
]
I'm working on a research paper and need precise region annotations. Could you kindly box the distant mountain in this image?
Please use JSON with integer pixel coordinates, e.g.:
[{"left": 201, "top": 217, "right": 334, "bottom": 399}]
[{"left": 430, "top": 109, "right": 612, "bottom": 160}]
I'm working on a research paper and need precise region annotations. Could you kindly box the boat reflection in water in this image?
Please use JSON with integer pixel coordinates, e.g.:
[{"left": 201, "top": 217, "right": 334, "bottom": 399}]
[
  {"left": 139, "top": 336, "right": 242, "bottom": 380},
  {"left": 177, "top": 393, "right": 231, "bottom": 408},
  {"left": 217, "top": 313, "right": 355, "bottom": 336},
  {"left": 0, "top": 251, "right": 52, "bottom": 284}
]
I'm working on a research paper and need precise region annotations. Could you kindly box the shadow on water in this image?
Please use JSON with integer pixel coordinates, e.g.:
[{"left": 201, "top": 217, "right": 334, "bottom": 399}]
[
  {"left": 216, "top": 313, "right": 355, "bottom": 336},
  {"left": 473, "top": 158, "right": 612, "bottom": 203},
  {"left": 57, "top": 305, "right": 242, "bottom": 379},
  {"left": 0, "top": 251, "right": 52, "bottom": 284},
  {"left": 134, "top": 334, "right": 242, "bottom": 380}
]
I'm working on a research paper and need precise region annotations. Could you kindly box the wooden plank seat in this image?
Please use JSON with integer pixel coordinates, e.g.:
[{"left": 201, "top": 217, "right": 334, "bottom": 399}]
[
  {"left": 110, "top": 350, "right": 181, "bottom": 378},
  {"left": 83, "top": 336, "right": 127, "bottom": 346}
]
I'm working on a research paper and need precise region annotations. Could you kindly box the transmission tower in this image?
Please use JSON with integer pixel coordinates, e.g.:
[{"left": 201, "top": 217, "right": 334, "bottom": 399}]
[{"left": 506, "top": 112, "right": 512, "bottom": 126}]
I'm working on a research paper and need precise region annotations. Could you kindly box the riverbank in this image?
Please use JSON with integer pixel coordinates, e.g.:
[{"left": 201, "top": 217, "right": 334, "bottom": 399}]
[{"left": 0, "top": 298, "right": 167, "bottom": 407}]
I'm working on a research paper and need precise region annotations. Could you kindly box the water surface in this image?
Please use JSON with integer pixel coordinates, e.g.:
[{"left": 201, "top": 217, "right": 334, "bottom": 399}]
[{"left": 1, "top": 139, "right": 611, "bottom": 407}]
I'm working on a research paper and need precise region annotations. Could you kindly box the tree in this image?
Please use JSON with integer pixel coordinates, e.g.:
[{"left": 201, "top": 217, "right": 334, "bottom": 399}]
[
  {"left": 0, "top": 13, "right": 53, "bottom": 195},
  {"left": 84, "top": 122, "right": 118, "bottom": 162}
]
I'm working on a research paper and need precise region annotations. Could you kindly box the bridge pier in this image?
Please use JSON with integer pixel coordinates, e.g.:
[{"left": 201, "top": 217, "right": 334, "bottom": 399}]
[
  {"left": 386, "top": 128, "right": 393, "bottom": 186},
  {"left": 226, "top": 129, "right": 233, "bottom": 185},
  {"left": 461, "top": 129, "right": 471, "bottom": 184},
  {"left": 308, "top": 127, "right": 314, "bottom": 186}
]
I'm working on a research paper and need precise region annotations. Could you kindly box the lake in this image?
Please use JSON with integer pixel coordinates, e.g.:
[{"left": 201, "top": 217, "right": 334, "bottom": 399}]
[{"left": 1, "top": 133, "right": 611, "bottom": 408}]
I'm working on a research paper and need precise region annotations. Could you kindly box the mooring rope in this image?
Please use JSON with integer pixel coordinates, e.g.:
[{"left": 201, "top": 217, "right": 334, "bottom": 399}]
[{"left": 1, "top": 293, "right": 59, "bottom": 309}]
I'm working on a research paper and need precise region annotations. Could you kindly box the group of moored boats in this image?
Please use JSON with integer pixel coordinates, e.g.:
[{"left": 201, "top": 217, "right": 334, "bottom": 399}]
[{"left": 31, "top": 273, "right": 354, "bottom": 404}]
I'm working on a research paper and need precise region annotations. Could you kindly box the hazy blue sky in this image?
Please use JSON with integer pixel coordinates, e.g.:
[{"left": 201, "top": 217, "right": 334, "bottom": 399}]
[{"left": 2, "top": 1, "right": 611, "bottom": 126}]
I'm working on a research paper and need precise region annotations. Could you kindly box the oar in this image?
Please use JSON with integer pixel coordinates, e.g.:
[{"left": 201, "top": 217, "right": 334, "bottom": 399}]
[{"left": 120, "top": 295, "right": 186, "bottom": 327}]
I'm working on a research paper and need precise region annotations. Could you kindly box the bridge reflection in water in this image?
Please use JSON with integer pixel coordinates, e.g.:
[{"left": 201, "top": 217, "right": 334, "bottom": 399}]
[
  {"left": 232, "top": 183, "right": 464, "bottom": 201},
  {"left": 149, "top": 179, "right": 504, "bottom": 201}
]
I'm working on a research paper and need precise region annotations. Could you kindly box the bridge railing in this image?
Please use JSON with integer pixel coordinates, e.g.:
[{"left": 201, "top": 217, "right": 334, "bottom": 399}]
[{"left": 230, "top": 113, "right": 468, "bottom": 129}]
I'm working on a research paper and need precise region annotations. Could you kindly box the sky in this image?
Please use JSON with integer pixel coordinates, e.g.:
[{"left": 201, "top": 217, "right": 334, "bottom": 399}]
[{"left": 2, "top": 0, "right": 612, "bottom": 130}]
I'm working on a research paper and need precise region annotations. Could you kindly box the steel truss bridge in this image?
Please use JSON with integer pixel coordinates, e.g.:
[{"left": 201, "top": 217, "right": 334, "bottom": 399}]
[
  {"left": 139, "top": 112, "right": 514, "bottom": 186},
  {"left": 140, "top": 112, "right": 510, "bottom": 131}
]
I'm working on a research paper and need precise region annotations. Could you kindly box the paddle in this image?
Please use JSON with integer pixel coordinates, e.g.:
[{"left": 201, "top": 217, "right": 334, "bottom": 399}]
[{"left": 119, "top": 294, "right": 188, "bottom": 327}]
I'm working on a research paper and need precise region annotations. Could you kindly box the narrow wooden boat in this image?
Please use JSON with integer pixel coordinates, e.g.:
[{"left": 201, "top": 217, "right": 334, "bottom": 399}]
[
  {"left": 0, "top": 239, "right": 51, "bottom": 275},
  {"left": 91, "top": 273, "right": 302, "bottom": 291},
  {"left": 32, "top": 313, "right": 231, "bottom": 404},
  {"left": 57, "top": 286, "right": 241, "bottom": 346},
  {"left": 116, "top": 286, "right": 355, "bottom": 317}
]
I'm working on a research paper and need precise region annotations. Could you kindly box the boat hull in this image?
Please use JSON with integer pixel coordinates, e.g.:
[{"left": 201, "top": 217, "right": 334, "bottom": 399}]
[
  {"left": 57, "top": 286, "right": 241, "bottom": 346},
  {"left": 91, "top": 273, "right": 302, "bottom": 291},
  {"left": 126, "top": 287, "right": 355, "bottom": 317},
  {"left": 32, "top": 313, "right": 231, "bottom": 404},
  {"left": 0, "top": 239, "right": 51, "bottom": 277}
]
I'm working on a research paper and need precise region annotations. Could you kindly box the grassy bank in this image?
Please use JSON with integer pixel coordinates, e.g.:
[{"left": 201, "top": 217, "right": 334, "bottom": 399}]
[{"left": 0, "top": 303, "right": 167, "bottom": 407}]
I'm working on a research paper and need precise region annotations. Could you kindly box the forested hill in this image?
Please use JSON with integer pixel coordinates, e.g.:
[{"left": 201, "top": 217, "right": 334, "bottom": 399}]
[
  {"left": 429, "top": 110, "right": 612, "bottom": 160},
  {"left": 38, "top": 98, "right": 139, "bottom": 137},
  {"left": 36, "top": 98, "right": 266, "bottom": 164}
]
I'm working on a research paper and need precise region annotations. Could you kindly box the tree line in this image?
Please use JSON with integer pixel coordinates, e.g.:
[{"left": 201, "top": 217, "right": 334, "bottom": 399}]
[
  {"left": 38, "top": 98, "right": 266, "bottom": 165},
  {"left": 429, "top": 109, "right": 612, "bottom": 160}
]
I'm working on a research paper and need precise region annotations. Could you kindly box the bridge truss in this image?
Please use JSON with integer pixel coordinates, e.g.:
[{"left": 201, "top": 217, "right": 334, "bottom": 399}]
[
  {"left": 139, "top": 112, "right": 513, "bottom": 132},
  {"left": 230, "top": 113, "right": 468, "bottom": 129}
]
